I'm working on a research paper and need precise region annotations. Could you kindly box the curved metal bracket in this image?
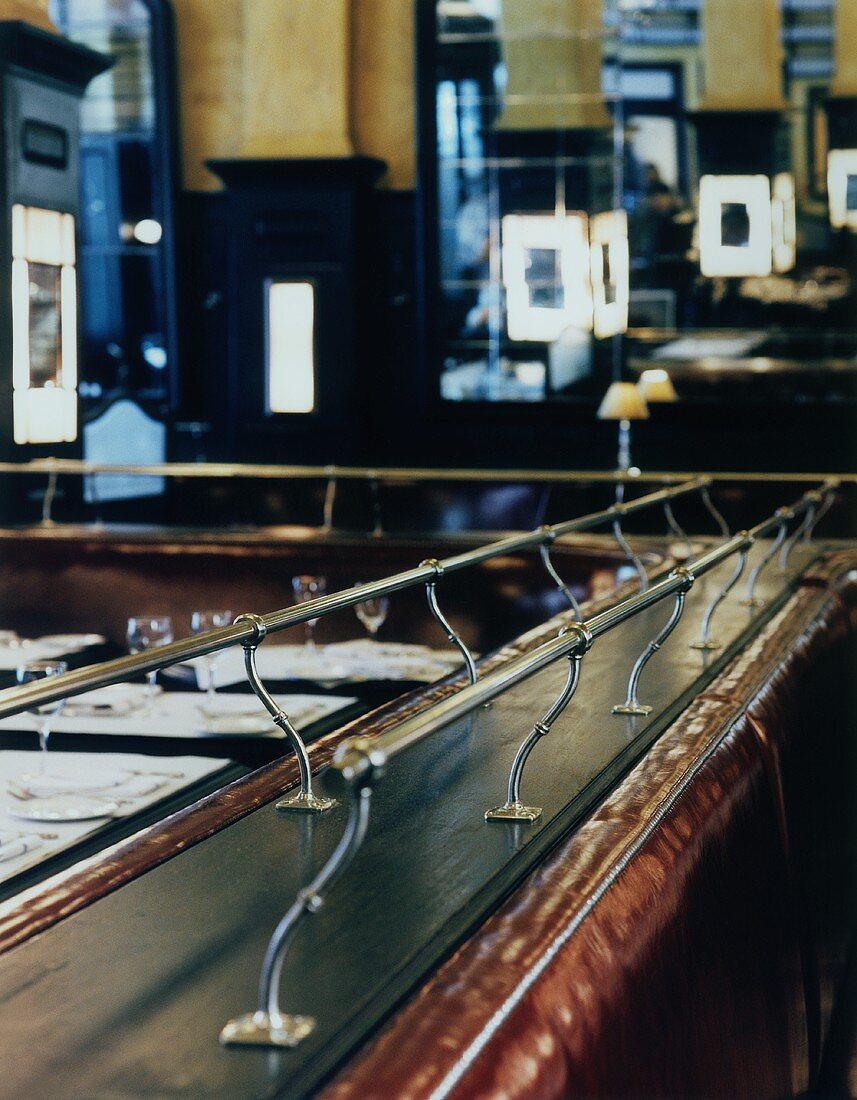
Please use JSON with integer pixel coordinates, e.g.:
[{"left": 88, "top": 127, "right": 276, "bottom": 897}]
[
  {"left": 486, "top": 623, "right": 593, "bottom": 823},
  {"left": 538, "top": 529, "right": 582, "bottom": 621},
  {"left": 663, "top": 500, "right": 694, "bottom": 560},
  {"left": 612, "top": 514, "right": 648, "bottom": 592},
  {"left": 220, "top": 744, "right": 378, "bottom": 1049},
  {"left": 778, "top": 501, "right": 816, "bottom": 573},
  {"left": 421, "top": 559, "right": 478, "bottom": 685},
  {"left": 804, "top": 490, "right": 835, "bottom": 543},
  {"left": 742, "top": 510, "right": 790, "bottom": 608},
  {"left": 690, "top": 544, "right": 750, "bottom": 651},
  {"left": 613, "top": 568, "right": 694, "bottom": 716},
  {"left": 235, "top": 613, "right": 335, "bottom": 814},
  {"left": 701, "top": 487, "right": 730, "bottom": 544}
]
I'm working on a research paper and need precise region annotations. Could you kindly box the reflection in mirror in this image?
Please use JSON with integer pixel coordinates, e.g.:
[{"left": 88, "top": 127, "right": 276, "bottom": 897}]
[
  {"left": 423, "top": 0, "right": 857, "bottom": 404},
  {"left": 48, "top": 0, "right": 178, "bottom": 419}
]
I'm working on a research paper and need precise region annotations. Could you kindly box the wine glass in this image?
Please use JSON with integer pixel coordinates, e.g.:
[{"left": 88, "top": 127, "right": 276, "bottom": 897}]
[
  {"left": 8, "top": 657, "right": 125, "bottom": 822},
  {"left": 190, "top": 609, "right": 233, "bottom": 715},
  {"left": 291, "top": 576, "right": 327, "bottom": 649},
  {"left": 354, "top": 585, "right": 389, "bottom": 642},
  {"left": 126, "top": 615, "right": 174, "bottom": 705},
  {"left": 16, "top": 659, "right": 67, "bottom": 773}
]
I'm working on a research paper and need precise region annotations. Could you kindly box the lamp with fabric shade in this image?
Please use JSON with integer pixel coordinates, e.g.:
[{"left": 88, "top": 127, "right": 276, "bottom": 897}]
[
  {"left": 597, "top": 382, "right": 649, "bottom": 474},
  {"left": 637, "top": 369, "right": 678, "bottom": 404}
]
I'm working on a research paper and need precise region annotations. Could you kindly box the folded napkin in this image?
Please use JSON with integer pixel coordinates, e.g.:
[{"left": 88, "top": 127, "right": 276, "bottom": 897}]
[{"left": 0, "top": 829, "right": 44, "bottom": 863}]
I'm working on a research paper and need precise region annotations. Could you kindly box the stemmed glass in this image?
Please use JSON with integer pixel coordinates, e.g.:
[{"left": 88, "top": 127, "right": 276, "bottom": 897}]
[
  {"left": 16, "top": 659, "right": 67, "bottom": 773},
  {"left": 190, "top": 609, "right": 233, "bottom": 716},
  {"left": 354, "top": 585, "right": 389, "bottom": 642},
  {"left": 126, "top": 615, "right": 174, "bottom": 706},
  {"left": 291, "top": 576, "right": 327, "bottom": 649},
  {"left": 7, "top": 659, "right": 123, "bottom": 822}
]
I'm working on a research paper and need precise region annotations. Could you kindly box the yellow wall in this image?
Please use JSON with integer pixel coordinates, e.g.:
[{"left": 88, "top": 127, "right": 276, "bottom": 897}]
[
  {"left": 172, "top": 0, "right": 416, "bottom": 192},
  {"left": 0, "top": 0, "right": 53, "bottom": 30}
]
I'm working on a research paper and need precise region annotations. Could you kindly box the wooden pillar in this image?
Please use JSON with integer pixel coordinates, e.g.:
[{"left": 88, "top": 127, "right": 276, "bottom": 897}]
[
  {"left": 172, "top": 0, "right": 245, "bottom": 190},
  {"left": 831, "top": 0, "right": 857, "bottom": 98},
  {"left": 351, "top": 0, "right": 415, "bottom": 189},
  {"left": 698, "top": 0, "right": 786, "bottom": 111},
  {"left": 0, "top": 0, "right": 53, "bottom": 31},
  {"left": 498, "top": 0, "right": 610, "bottom": 132},
  {"left": 240, "top": 0, "right": 353, "bottom": 159}
]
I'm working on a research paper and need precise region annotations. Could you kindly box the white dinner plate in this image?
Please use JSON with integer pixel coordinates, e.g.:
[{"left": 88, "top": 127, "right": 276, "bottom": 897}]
[{"left": 7, "top": 794, "right": 121, "bottom": 822}]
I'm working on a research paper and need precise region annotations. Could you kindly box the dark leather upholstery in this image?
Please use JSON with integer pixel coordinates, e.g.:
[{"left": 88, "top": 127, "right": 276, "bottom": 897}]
[
  {"left": 321, "top": 557, "right": 857, "bottom": 1099},
  {"left": 0, "top": 528, "right": 638, "bottom": 653}
]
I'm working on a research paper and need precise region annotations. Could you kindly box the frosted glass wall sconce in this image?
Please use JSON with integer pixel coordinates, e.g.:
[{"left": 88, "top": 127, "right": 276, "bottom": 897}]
[
  {"left": 266, "top": 281, "right": 316, "bottom": 415},
  {"left": 590, "top": 210, "right": 630, "bottom": 339},
  {"left": 771, "top": 173, "right": 796, "bottom": 273},
  {"left": 827, "top": 149, "right": 857, "bottom": 230},
  {"left": 698, "top": 174, "right": 773, "bottom": 278},
  {"left": 501, "top": 213, "right": 592, "bottom": 341},
  {"left": 12, "top": 204, "right": 78, "bottom": 445}
]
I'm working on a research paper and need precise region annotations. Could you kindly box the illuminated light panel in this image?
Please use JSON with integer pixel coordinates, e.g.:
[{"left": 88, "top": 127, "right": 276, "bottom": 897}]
[
  {"left": 771, "top": 173, "right": 796, "bottom": 274},
  {"left": 698, "top": 175, "right": 773, "bottom": 278},
  {"left": 827, "top": 149, "right": 857, "bottom": 230},
  {"left": 501, "top": 213, "right": 592, "bottom": 342},
  {"left": 11, "top": 204, "right": 78, "bottom": 445},
  {"left": 590, "top": 210, "right": 630, "bottom": 340},
  {"left": 267, "top": 281, "right": 316, "bottom": 415}
]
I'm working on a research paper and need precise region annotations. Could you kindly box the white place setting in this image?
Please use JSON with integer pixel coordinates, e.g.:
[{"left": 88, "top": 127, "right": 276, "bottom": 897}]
[
  {"left": 0, "top": 750, "right": 229, "bottom": 883},
  {"left": 0, "top": 684, "right": 358, "bottom": 740},
  {"left": 180, "top": 639, "right": 465, "bottom": 689},
  {"left": 0, "top": 632, "right": 106, "bottom": 671}
]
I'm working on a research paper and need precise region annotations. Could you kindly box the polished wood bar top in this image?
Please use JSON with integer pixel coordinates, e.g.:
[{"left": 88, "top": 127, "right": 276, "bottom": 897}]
[{"left": 0, "top": 540, "right": 836, "bottom": 1098}]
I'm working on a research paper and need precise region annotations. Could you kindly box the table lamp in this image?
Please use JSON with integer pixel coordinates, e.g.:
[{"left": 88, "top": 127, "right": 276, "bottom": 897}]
[
  {"left": 597, "top": 381, "right": 649, "bottom": 472},
  {"left": 637, "top": 369, "right": 678, "bottom": 404}
]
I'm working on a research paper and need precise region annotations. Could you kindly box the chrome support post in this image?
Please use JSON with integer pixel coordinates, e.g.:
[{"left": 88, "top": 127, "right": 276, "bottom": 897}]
[
  {"left": 538, "top": 528, "right": 582, "bottom": 621},
  {"left": 613, "top": 568, "right": 694, "bottom": 715},
  {"left": 742, "top": 509, "right": 791, "bottom": 608},
  {"left": 486, "top": 623, "right": 593, "bottom": 823},
  {"left": 663, "top": 500, "right": 694, "bottom": 560},
  {"left": 690, "top": 541, "right": 750, "bottom": 651},
  {"left": 235, "top": 613, "right": 335, "bottom": 814},
  {"left": 778, "top": 499, "right": 816, "bottom": 573},
  {"left": 220, "top": 739, "right": 379, "bottom": 1050},
  {"left": 321, "top": 469, "right": 337, "bottom": 533},
  {"left": 701, "top": 487, "right": 730, "bottom": 543},
  {"left": 612, "top": 513, "right": 649, "bottom": 592},
  {"left": 368, "top": 471, "right": 383, "bottom": 537},
  {"left": 421, "top": 559, "right": 478, "bottom": 685},
  {"left": 40, "top": 471, "right": 58, "bottom": 527}
]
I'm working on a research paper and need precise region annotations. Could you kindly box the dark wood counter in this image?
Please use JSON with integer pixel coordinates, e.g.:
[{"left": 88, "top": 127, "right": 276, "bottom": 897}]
[{"left": 0, "top": 540, "right": 836, "bottom": 1099}]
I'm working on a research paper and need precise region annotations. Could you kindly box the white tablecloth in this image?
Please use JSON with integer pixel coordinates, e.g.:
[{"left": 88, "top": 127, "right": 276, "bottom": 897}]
[
  {"left": 180, "top": 640, "right": 464, "bottom": 689},
  {"left": 0, "top": 750, "right": 228, "bottom": 885},
  {"left": 0, "top": 689, "right": 357, "bottom": 740},
  {"left": 0, "top": 634, "right": 106, "bottom": 671}
]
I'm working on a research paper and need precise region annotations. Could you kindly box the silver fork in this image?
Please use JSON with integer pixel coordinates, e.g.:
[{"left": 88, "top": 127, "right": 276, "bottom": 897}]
[{"left": 6, "top": 780, "right": 133, "bottom": 807}]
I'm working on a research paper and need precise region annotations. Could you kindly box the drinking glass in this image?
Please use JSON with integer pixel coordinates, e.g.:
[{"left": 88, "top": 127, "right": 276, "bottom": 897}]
[
  {"left": 9, "top": 657, "right": 126, "bottom": 822},
  {"left": 126, "top": 615, "right": 174, "bottom": 704},
  {"left": 291, "top": 576, "right": 327, "bottom": 649},
  {"left": 354, "top": 585, "right": 389, "bottom": 641},
  {"left": 16, "top": 659, "right": 67, "bottom": 772},
  {"left": 190, "top": 609, "right": 233, "bottom": 715}
]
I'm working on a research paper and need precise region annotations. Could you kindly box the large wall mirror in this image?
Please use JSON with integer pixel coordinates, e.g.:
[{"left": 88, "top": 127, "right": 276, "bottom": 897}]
[
  {"left": 420, "top": 0, "right": 857, "bottom": 412},
  {"left": 48, "top": 0, "right": 179, "bottom": 425}
]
